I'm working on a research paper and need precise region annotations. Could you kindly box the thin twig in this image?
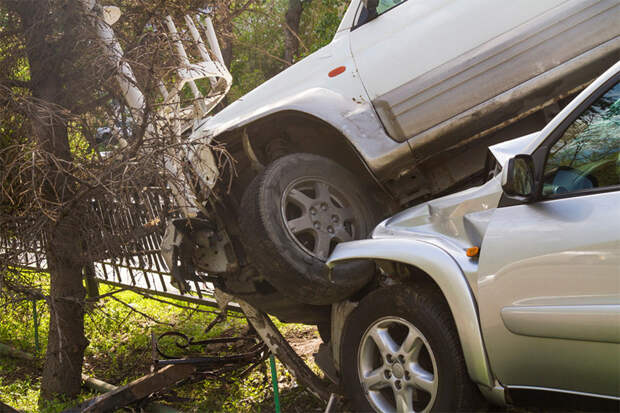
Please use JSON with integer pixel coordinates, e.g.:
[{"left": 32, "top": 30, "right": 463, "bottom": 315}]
[{"left": 109, "top": 295, "right": 174, "bottom": 327}]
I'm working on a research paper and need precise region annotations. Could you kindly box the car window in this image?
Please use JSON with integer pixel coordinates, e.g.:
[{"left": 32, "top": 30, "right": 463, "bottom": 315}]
[
  {"left": 376, "top": 0, "right": 407, "bottom": 16},
  {"left": 355, "top": 0, "right": 408, "bottom": 26},
  {"left": 542, "top": 82, "right": 620, "bottom": 197}
]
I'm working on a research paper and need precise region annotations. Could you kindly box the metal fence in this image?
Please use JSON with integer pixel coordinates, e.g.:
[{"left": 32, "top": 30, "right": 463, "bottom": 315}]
[{"left": 1, "top": 188, "right": 219, "bottom": 307}]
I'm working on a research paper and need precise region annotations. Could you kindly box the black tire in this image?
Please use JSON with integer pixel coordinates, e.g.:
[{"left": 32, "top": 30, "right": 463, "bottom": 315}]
[
  {"left": 342, "top": 285, "right": 479, "bottom": 412},
  {"left": 239, "top": 153, "right": 380, "bottom": 305}
]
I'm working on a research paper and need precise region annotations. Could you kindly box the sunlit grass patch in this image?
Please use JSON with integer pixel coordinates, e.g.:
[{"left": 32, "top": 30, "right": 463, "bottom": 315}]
[{"left": 1, "top": 279, "right": 324, "bottom": 412}]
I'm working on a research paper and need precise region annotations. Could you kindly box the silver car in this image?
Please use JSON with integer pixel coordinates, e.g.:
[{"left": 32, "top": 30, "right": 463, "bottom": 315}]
[{"left": 327, "top": 61, "right": 620, "bottom": 412}]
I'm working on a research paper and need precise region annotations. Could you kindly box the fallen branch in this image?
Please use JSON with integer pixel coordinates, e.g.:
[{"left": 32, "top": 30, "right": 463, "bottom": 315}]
[
  {"left": 81, "top": 374, "right": 183, "bottom": 413},
  {"left": 0, "top": 401, "right": 21, "bottom": 413},
  {"left": 0, "top": 343, "right": 34, "bottom": 360},
  {"left": 78, "top": 365, "right": 195, "bottom": 413},
  {"left": 82, "top": 374, "right": 116, "bottom": 393},
  {"left": 237, "top": 300, "right": 335, "bottom": 402}
]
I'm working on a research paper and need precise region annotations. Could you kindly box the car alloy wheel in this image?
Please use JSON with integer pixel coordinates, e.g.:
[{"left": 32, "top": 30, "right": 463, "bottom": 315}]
[
  {"left": 281, "top": 177, "right": 359, "bottom": 260},
  {"left": 342, "top": 285, "right": 480, "bottom": 412},
  {"left": 359, "top": 316, "right": 438, "bottom": 413}
]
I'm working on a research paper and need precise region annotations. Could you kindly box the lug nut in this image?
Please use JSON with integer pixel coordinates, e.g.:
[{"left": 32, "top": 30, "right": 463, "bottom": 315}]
[
  {"left": 313, "top": 222, "right": 321, "bottom": 230},
  {"left": 327, "top": 226, "right": 334, "bottom": 234},
  {"left": 321, "top": 203, "right": 328, "bottom": 211},
  {"left": 398, "top": 355, "right": 405, "bottom": 363},
  {"left": 310, "top": 207, "right": 317, "bottom": 215},
  {"left": 386, "top": 354, "right": 393, "bottom": 363},
  {"left": 404, "top": 371, "right": 411, "bottom": 380},
  {"left": 384, "top": 370, "right": 392, "bottom": 379},
  {"left": 332, "top": 215, "right": 339, "bottom": 223},
  {"left": 395, "top": 380, "right": 402, "bottom": 390}
]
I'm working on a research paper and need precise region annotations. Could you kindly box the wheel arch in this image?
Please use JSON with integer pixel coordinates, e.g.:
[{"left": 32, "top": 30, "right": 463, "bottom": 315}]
[
  {"left": 217, "top": 109, "right": 388, "bottom": 199},
  {"left": 328, "top": 238, "right": 495, "bottom": 388}
]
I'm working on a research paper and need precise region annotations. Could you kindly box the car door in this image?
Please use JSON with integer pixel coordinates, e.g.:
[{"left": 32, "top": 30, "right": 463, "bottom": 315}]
[
  {"left": 348, "top": 0, "right": 618, "bottom": 142},
  {"left": 477, "top": 77, "right": 620, "bottom": 397}
]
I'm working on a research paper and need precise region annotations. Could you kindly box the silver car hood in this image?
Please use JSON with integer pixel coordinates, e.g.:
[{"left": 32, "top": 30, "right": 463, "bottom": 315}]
[
  {"left": 373, "top": 177, "right": 502, "bottom": 252},
  {"left": 372, "top": 132, "right": 540, "bottom": 250}
]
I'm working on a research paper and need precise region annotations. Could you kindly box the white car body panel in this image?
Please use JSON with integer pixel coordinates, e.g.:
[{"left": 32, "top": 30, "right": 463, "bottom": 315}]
[
  {"left": 351, "top": 0, "right": 619, "bottom": 144},
  {"left": 476, "top": 62, "right": 620, "bottom": 396},
  {"left": 350, "top": 0, "right": 569, "bottom": 99},
  {"left": 188, "top": 33, "right": 409, "bottom": 174},
  {"left": 478, "top": 191, "right": 620, "bottom": 397},
  {"left": 188, "top": 0, "right": 620, "bottom": 184}
]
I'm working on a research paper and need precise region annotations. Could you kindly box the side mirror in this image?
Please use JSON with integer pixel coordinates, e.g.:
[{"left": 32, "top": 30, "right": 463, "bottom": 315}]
[
  {"left": 362, "top": 0, "right": 379, "bottom": 18},
  {"left": 502, "top": 154, "right": 536, "bottom": 202}
]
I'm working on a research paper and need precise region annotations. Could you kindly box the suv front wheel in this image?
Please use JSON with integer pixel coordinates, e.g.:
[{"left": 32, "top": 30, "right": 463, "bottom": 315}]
[{"left": 239, "top": 153, "right": 380, "bottom": 305}]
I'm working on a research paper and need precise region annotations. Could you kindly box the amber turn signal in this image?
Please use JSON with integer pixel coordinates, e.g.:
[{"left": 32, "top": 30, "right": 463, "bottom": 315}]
[
  {"left": 328, "top": 66, "right": 346, "bottom": 77},
  {"left": 466, "top": 246, "right": 480, "bottom": 257}
]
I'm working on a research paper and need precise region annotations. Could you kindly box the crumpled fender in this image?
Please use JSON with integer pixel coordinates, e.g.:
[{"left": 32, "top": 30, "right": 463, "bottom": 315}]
[
  {"left": 190, "top": 87, "right": 406, "bottom": 174},
  {"left": 327, "top": 238, "right": 495, "bottom": 388}
]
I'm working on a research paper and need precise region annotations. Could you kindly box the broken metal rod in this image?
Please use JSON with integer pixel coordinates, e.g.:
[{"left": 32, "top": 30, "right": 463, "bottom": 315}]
[
  {"left": 237, "top": 300, "right": 336, "bottom": 402},
  {"left": 269, "top": 354, "right": 282, "bottom": 413}
]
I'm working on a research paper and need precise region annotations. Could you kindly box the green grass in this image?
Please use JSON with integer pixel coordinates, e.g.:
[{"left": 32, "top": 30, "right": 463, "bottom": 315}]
[
  {"left": 0, "top": 283, "right": 325, "bottom": 412},
  {"left": 3, "top": 282, "right": 610, "bottom": 413}
]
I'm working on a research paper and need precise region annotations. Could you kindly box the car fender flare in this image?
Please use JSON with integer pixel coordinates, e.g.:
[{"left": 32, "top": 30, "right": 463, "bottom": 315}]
[
  {"left": 190, "top": 87, "right": 406, "bottom": 173},
  {"left": 199, "top": 88, "right": 377, "bottom": 140},
  {"left": 327, "top": 238, "right": 495, "bottom": 388}
]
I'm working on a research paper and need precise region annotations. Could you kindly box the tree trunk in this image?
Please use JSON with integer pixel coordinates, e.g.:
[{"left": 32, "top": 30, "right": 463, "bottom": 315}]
[
  {"left": 9, "top": 0, "right": 89, "bottom": 400},
  {"left": 41, "top": 219, "right": 89, "bottom": 399},
  {"left": 284, "top": 0, "right": 304, "bottom": 65}
]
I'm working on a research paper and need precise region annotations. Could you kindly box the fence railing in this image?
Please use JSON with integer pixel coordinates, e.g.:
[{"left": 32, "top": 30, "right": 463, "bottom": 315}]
[{"left": 1, "top": 188, "right": 219, "bottom": 306}]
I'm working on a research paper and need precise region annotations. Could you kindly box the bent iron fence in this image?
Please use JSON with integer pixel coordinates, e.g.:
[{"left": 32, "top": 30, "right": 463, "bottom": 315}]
[{"left": 0, "top": 188, "right": 218, "bottom": 307}]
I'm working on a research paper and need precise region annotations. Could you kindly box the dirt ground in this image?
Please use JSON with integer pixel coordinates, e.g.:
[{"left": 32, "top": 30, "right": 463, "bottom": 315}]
[{"left": 286, "top": 327, "right": 323, "bottom": 360}]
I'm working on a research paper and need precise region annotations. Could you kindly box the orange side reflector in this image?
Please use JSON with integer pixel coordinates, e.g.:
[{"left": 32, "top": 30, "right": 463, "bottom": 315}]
[
  {"left": 466, "top": 246, "right": 480, "bottom": 258},
  {"left": 328, "top": 66, "right": 346, "bottom": 78}
]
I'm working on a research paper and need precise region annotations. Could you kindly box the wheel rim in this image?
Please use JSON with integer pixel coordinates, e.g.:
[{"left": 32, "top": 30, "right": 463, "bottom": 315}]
[
  {"left": 358, "top": 317, "right": 438, "bottom": 413},
  {"left": 280, "top": 177, "right": 359, "bottom": 260}
]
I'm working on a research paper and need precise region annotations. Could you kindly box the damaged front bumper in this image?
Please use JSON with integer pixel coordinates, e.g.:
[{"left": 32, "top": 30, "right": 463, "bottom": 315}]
[{"left": 161, "top": 217, "right": 239, "bottom": 293}]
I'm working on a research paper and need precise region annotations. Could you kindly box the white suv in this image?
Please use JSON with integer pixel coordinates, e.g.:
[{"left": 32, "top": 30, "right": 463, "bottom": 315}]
[{"left": 169, "top": 0, "right": 620, "bottom": 324}]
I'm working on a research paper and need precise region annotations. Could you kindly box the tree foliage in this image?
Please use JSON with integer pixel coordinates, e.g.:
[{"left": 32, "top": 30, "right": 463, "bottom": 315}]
[
  {"left": 226, "top": 0, "right": 349, "bottom": 101},
  {"left": 0, "top": 0, "right": 349, "bottom": 402}
]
